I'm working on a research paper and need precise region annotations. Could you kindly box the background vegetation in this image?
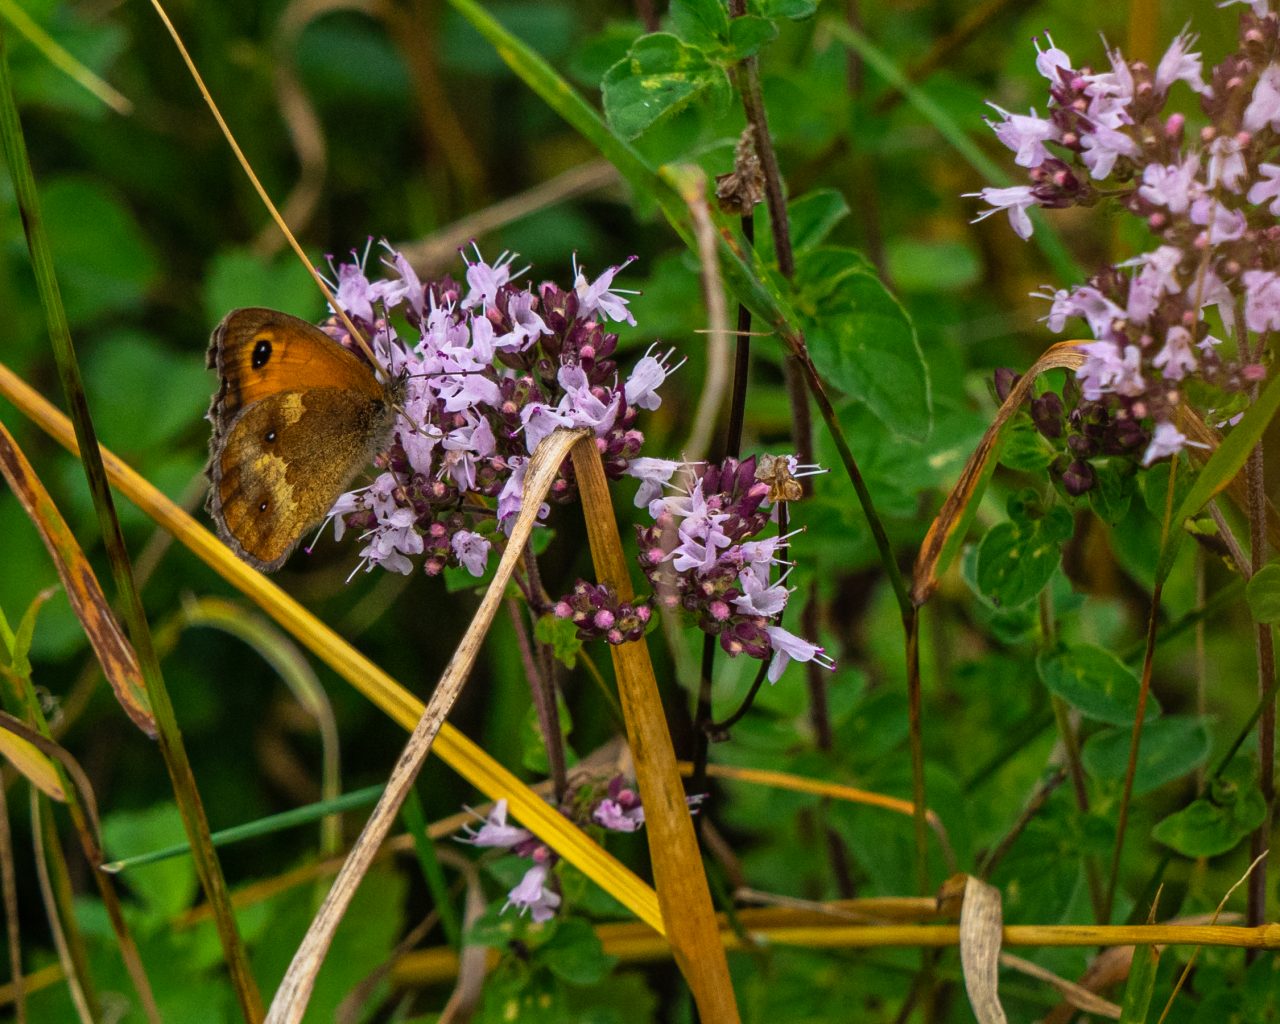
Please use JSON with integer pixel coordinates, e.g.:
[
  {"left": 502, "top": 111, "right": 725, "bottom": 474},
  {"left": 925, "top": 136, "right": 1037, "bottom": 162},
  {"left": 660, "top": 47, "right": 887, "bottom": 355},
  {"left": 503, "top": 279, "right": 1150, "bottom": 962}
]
[{"left": 0, "top": 0, "right": 1275, "bottom": 1021}]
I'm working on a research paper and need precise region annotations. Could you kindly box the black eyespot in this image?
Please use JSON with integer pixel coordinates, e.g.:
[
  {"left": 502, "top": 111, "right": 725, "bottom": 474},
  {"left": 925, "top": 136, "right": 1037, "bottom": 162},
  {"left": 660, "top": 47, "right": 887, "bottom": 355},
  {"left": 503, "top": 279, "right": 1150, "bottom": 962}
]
[
  {"left": 264, "top": 430, "right": 277, "bottom": 444},
  {"left": 258, "top": 501, "right": 269, "bottom": 512},
  {"left": 251, "top": 339, "right": 272, "bottom": 369}
]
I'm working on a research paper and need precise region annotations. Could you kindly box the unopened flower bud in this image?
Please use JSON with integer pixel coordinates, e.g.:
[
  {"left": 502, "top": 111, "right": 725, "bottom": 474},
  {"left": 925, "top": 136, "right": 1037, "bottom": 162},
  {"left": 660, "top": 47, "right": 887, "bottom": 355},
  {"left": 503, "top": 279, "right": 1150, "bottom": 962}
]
[{"left": 1062, "top": 460, "right": 1096, "bottom": 496}]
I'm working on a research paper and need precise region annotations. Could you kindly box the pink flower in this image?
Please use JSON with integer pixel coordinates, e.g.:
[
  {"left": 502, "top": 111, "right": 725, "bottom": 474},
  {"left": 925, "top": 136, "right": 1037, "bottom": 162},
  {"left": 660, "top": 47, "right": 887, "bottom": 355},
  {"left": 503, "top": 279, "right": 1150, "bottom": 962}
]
[
  {"left": 625, "top": 457, "right": 683, "bottom": 510},
  {"left": 573, "top": 256, "right": 639, "bottom": 325},
  {"left": 1141, "top": 422, "right": 1207, "bottom": 466},
  {"left": 1139, "top": 156, "right": 1201, "bottom": 214},
  {"left": 766, "top": 625, "right": 834, "bottom": 683},
  {"left": 986, "top": 104, "right": 1060, "bottom": 168},
  {"left": 1248, "top": 163, "right": 1280, "bottom": 214},
  {"left": 1077, "top": 342, "right": 1145, "bottom": 401},
  {"left": 965, "top": 186, "right": 1038, "bottom": 239},
  {"left": 593, "top": 797, "right": 645, "bottom": 833},
  {"left": 1034, "top": 34, "right": 1072, "bottom": 81},
  {"left": 1155, "top": 31, "right": 1208, "bottom": 95},
  {"left": 458, "top": 799, "right": 532, "bottom": 848},
  {"left": 1244, "top": 63, "right": 1280, "bottom": 134},
  {"left": 1244, "top": 269, "right": 1280, "bottom": 333},
  {"left": 461, "top": 247, "right": 520, "bottom": 310},
  {"left": 1206, "top": 136, "right": 1247, "bottom": 192},
  {"left": 624, "top": 344, "right": 683, "bottom": 411},
  {"left": 451, "top": 530, "right": 491, "bottom": 577},
  {"left": 1081, "top": 125, "right": 1139, "bottom": 180},
  {"left": 1153, "top": 326, "right": 1198, "bottom": 382},
  {"left": 505, "top": 863, "right": 561, "bottom": 923}
]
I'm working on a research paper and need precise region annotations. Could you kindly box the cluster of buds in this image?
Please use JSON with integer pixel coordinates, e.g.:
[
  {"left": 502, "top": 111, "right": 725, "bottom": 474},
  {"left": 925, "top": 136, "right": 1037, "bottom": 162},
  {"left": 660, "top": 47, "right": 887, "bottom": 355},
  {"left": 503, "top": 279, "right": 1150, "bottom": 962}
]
[
  {"left": 457, "top": 777, "right": 700, "bottom": 923},
  {"left": 324, "top": 244, "right": 679, "bottom": 577},
  {"left": 631, "top": 454, "right": 833, "bottom": 682},
  {"left": 553, "top": 581, "right": 652, "bottom": 645},
  {"left": 971, "top": 5, "right": 1280, "bottom": 467}
]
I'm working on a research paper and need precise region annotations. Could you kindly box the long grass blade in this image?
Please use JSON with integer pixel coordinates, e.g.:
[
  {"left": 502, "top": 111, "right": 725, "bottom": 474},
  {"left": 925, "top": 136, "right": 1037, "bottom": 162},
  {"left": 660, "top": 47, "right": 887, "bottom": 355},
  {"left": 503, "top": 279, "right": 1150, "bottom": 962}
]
[
  {"left": 0, "top": 0, "right": 131, "bottom": 114},
  {"left": 0, "top": 782, "right": 24, "bottom": 1023},
  {"left": 29, "top": 793, "right": 93, "bottom": 1024},
  {"left": 0, "top": 27, "right": 263, "bottom": 1017},
  {"left": 572, "top": 436, "right": 741, "bottom": 1022},
  {"left": 264, "top": 427, "right": 590, "bottom": 1023},
  {"left": 0, "top": 361, "right": 664, "bottom": 934}
]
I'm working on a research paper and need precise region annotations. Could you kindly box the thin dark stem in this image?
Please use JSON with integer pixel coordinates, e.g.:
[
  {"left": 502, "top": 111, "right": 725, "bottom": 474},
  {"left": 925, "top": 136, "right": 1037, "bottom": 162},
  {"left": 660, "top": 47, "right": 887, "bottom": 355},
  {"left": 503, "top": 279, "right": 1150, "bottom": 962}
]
[
  {"left": 506, "top": 597, "right": 567, "bottom": 801},
  {"left": 710, "top": 660, "right": 771, "bottom": 732},
  {"left": 723, "top": 216, "right": 755, "bottom": 460},
  {"left": 690, "top": 633, "right": 717, "bottom": 833},
  {"left": 803, "top": 590, "right": 832, "bottom": 750},
  {"left": 1248, "top": 438, "right": 1273, "bottom": 943},
  {"left": 978, "top": 768, "right": 1068, "bottom": 879},
  {"left": 905, "top": 611, "right": 928, "bottom": 896}
]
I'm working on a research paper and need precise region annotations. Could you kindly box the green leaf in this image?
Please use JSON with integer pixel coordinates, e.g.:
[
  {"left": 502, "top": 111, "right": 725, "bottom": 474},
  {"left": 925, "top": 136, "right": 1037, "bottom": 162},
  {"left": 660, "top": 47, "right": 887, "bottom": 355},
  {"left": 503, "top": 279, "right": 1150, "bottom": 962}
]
[
  {"left": 1037, "top": 643, "right": 1161, "bottom": 726},
  {"left": 520, "top": 697, "right": 576, "bottom": 776},
  {"left": 974, "top": 503, "right": 1072, "bottom": 609},
  {"left": 102, "top": 804, "right": 198, "bottom": 926},
  {"left": 1119, "top": 937, "right": 1159, "bottom": 1023},
  {"left": 1247, "top": 563, "right": 1280, "bottom": 624},
  {"left": 773, "top": 189, "right": 850, "bottom": 256},
  {"left": 85, "top": 330, "right": 211, "bottom": 453},
  {"left": 40, "top": 176, "right": 157, "bottom": 325},
  {"left": 752, "top": 0, "right": 817, "bottom": 18},
  {"left": 725, "top": 16, "right": 778, "bottom": 60},
  {"left": 798, "top": 246, "right": 931, "bottom": 441},
  {"left": 996, "top": 421, "right": 1055, "bottom": 473},
  {"left": 203, "top": 247, "right": 322, "bottom": 325},
  {"left": 669, "top": 0, "right": 730, "bottom": 49},
  {"left": 538, "top": 918, "right": 618, "bottom": 985},
  {"left": 1089, "top": 461, "right": 1135, "bottom": 525},
  {"left": 535, "top": 612, "right": 584, "bottom": 668},
  {"left": 885, "top": 238, "right": 981, "bottom": 294},
  {"left": 602, "top": 34, "right": 730, "bottom": 139},
  {"left": 1153, "top": 757, "right": 1267, "bottom": 857},
  {"left": 1158, "top": 369, "right": 1280, "bottom": 584},
  {"left": 1083, "top": 716, "right": 1210, "bottom": 795}
]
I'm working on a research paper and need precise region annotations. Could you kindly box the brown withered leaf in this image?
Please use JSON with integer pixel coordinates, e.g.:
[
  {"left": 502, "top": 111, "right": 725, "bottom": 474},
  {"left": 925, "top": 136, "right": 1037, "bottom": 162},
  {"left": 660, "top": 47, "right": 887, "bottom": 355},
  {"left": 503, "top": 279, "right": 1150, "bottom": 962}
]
[
  {"left": 0, "top": 421, "right": 155, "bottom": 737},
  {"left": 958, "top": 875, "right": 1008, "bottom": 1024},
  {"left": 912, "top": 342, "right": 1085, "bottom": 606}
]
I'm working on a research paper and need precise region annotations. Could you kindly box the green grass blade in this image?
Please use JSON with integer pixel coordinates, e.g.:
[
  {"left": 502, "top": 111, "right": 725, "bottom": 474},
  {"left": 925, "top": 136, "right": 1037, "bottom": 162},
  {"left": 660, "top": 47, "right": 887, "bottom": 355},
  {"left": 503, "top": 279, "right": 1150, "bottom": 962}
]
[{"left": 101, "top": 786, "right": 385, "bottom": 873}]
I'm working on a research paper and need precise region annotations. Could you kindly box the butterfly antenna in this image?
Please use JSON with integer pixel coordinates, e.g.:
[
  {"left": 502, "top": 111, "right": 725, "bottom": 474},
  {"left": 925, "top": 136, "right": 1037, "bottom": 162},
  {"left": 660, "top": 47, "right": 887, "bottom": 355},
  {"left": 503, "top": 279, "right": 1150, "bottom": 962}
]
[{"left": 148, "top": 0, "right": 378, "bottom": 366}]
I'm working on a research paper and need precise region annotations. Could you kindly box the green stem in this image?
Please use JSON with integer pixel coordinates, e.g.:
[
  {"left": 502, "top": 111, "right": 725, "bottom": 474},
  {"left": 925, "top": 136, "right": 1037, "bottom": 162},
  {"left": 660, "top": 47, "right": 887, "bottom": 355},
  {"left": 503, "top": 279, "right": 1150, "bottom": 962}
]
[{"left": 0, "top": 31, "right": 262, "bottom": 1021}]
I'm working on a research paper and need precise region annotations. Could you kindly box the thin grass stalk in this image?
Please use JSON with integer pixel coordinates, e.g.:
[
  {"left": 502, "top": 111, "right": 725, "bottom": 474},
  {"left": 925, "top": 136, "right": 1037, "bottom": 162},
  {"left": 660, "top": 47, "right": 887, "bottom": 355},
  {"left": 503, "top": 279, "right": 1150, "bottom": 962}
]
[
  {"left": 1, "top": 681, "right": 162, "bottom": 1023},
  {"left": 572, "top": 435, "right": 741, "bottom": 1022},
  {"left": 0, "top": 30, "right": 263, "bottom": 1019},
  {"left": 1247, "top": 437, "right": 1273, "bottom": 939},
  {"left": 400, "top": 787, "right": 462, "bottom": 950},
  {"left": 180, "top": 596, "right": 343, "bottom": 856},
  {"left": 392, "top": 918, "right": 1280, "bottom": 985},
  {"left": 0, "top": 782, "right": 23, "bottom": 1024},
  {"left": 0, "top": 0, "right": 131, "bottom": 114},
  {"left": 1104, "top": 459, "right": 1178, "bottom": 923},
  {"left": 263, "top": 429, "right": 593, "bottom": 1024},
  {"left": 0, "top": 364, "right": 665, "bottom": 932},
  {"left": 30, "top": 793, "right": 93, "bottom": 1024}
]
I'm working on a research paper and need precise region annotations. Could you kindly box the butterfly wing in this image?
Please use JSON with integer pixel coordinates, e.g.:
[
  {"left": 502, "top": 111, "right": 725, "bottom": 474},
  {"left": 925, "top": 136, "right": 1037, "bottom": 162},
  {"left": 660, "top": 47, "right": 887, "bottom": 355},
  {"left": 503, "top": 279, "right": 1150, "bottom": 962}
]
[
  {"left": 206, "top": 307, "right": 385, "bottom": 434},
  {"left": 205, "top": 307, "right": 395, "bottom": 572},
  {"left": 207, "top": 388, "right": 395, "bottom": 571}
]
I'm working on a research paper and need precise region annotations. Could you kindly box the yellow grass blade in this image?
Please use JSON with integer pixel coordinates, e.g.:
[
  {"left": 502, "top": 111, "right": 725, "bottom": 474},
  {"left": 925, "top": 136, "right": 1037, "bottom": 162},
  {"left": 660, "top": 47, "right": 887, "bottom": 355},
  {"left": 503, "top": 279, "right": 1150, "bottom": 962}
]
[
  {"left": 0, "top": 362, "right": 663, "bottom": 934},
  {"left": 572, "top": 439, "right": 741, "bottom": 1022}
]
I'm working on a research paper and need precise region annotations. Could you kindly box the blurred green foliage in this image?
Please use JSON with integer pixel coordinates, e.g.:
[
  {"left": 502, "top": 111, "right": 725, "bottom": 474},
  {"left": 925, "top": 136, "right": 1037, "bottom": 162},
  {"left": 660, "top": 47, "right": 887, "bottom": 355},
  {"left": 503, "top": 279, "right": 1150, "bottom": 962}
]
[{"left": 0, "top": 0, "right": 1273, "bottom": 1021}]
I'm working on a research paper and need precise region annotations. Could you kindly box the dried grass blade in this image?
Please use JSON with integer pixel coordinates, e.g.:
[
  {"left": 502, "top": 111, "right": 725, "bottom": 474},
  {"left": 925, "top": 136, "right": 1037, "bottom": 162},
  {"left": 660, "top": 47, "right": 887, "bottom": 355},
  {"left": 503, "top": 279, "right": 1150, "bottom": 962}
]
[
  {"left": 959, "top": 875, "right": 1008, "bottom": 1024},
  {"left": 571, "top": 436, "right": 741, "bottom": 1023},
  {"left": 264, "top": 428, "right": 588, "bottom": 1024},
  {"left": 999, "top": 953, "right": 1121, "bottom": 1020},
  {"left": 0, "top": 363, "right": 664, "bottom": 933},
  {"left": 0, "top": 420, "right": 154, "bottom": 735},
  {"left": 0, "top": 782, "right": 24, "bottom": 1023},
  {"left": 29, "top": 792, "right": 93, "bottom": 1023},
  {"left": 912, "top": 341, "right": 1086, "bottom": 606}
]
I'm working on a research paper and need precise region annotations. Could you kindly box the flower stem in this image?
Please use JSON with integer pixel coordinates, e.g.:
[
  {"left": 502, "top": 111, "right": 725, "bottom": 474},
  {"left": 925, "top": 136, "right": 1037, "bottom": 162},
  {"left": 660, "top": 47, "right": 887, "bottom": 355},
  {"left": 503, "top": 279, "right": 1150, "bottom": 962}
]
[
  {"left": 1247, "top": 437, "right": 1274, "bottom": 943},
  {"left": 508, "top": 596, "right": 568, "bottom": 801}
]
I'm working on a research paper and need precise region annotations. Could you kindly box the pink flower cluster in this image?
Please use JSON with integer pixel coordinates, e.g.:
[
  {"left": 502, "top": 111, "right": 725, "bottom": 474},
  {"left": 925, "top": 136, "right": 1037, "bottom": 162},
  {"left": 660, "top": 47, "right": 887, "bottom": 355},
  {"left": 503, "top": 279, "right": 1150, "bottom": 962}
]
[
  {"left": 971, "top": 9, "right": 1280, "bottom": 469},
  {"left": 457, "top": 777, "right": 695, "bottom": 923},
  {"left": 553, "top": 581, "right": 652, "bottom": 645},
  {"left": 320, "top": 245, "right": 678, "bottom": 577},
  {"left": 633, "top": 455, "right": 833, "bottom": 683}
]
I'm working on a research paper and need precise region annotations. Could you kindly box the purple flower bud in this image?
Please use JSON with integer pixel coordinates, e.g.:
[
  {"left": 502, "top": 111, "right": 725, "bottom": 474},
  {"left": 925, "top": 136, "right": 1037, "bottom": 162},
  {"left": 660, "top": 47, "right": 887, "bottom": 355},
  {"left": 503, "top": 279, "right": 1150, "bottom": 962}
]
[{"left": 1062, "top": 460, "right": 1096, "bottom": 496}]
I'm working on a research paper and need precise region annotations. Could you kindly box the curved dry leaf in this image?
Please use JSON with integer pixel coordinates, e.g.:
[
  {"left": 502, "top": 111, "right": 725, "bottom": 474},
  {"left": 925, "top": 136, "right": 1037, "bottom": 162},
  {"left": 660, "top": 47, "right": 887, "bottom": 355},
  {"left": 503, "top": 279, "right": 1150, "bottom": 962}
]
[
  {"left": 959, "top": 875, "right": 1007, "bottom": 1024},
  {"left": 0, "top": 724, "right": 64, "bottom": 801},
  {"left": 912, "top": 341, "right": 1085, "bottom": 606},
  {"left": 572, "top": 438, "right": 740, "bottom": 1024},
  {"left": 0, "top": 420, "right": 154, "bottom": 736}
]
